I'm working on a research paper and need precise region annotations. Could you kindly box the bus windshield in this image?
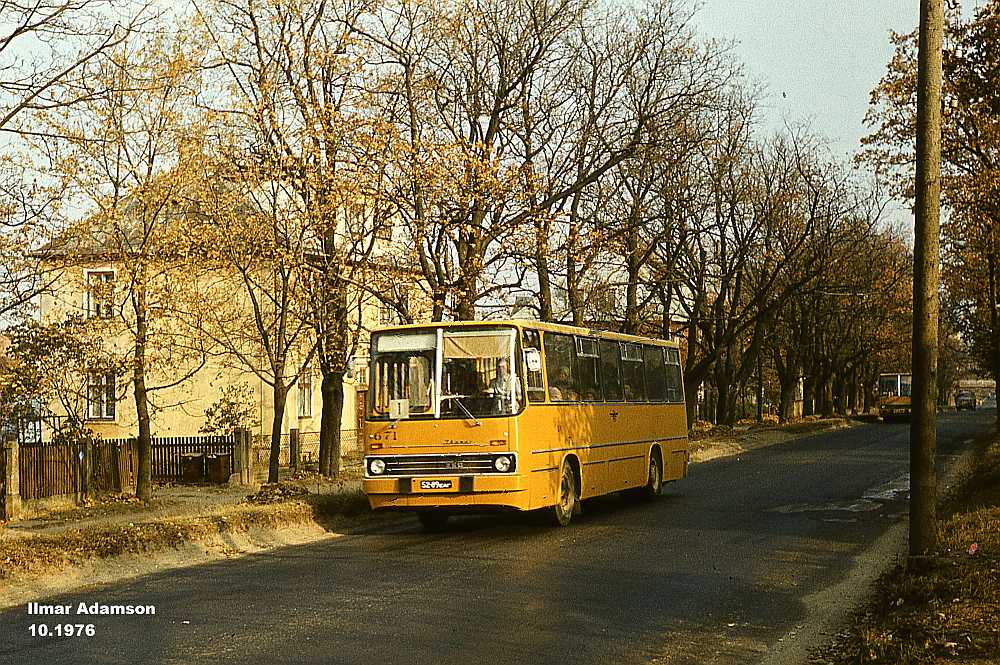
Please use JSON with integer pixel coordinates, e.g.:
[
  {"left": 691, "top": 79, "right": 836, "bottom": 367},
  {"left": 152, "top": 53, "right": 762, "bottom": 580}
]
[
  {"left": 879, "top": 374, "right": 912, "bottom": 397},
  {"left": 370, "top": 327, "right": 521, "bottom": 419}
]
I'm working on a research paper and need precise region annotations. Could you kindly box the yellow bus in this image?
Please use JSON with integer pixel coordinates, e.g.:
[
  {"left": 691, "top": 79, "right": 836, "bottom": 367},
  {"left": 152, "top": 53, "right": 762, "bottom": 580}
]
[
  {"left": 878, "top": 372, "right": 912, "bottom": 421},
  {"left": 362, "top": 320, "right": 689, "bottom": 529}
]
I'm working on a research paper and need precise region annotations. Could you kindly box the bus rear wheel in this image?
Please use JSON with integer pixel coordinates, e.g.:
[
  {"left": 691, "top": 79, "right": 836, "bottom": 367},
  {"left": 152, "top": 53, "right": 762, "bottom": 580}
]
[
  {"left": 549, "top": 461, "right": 578, "bottom": 527},
  {"left": 417, "top": 510, "right": 449, "bottom": 532}
]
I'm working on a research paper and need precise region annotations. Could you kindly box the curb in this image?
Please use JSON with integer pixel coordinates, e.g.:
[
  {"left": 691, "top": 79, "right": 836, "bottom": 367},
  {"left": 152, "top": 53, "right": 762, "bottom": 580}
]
[{"left": 0, "top": 492, "right": 374, "bottom": 610}]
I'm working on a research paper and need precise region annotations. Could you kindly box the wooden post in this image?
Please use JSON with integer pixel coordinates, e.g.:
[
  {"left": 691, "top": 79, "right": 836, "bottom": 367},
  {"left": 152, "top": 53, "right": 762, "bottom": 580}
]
[
  {"left": 231, "top": 428, "right": 252, "bottom": 486},
  {"left": 4, "top": 440, "right": 21, "bottom": 520},
  {"left": 232, "top": 429, "right": 244, "bottom": 485},
  {"left": 911, "top": 0, "right": 944, "bottom": 557},
  {"left": 289, "top": 428, "right": 299, "bottom": 471},
  {"left": 81, "top": 439, "right": 93, "bottom": 501}
]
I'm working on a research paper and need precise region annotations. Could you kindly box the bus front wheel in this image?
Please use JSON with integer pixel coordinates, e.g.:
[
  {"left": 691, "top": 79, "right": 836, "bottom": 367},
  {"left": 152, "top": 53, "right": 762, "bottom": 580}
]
[
  {"left": 549, "top": 461, "right": 579, "bottom": 527},
  {"left": 641, "top": 451, "right": 663, "bottom": 500}
]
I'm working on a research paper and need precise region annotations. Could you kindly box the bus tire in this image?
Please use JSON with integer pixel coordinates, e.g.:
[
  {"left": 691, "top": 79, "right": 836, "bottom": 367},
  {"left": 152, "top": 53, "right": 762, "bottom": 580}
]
[
  {"left": 549, "top": 460, "right": 579, "bottom": 527},
  {"left": 641, "top": 450, "right": 663, "bottom": 500},
  {"left": 417, "top": 510, "right": 449, "bottom": 532}
]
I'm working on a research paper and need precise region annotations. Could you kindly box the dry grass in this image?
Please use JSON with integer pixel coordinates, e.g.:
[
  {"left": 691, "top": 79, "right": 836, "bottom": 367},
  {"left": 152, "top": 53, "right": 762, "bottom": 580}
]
[
  {"left": 813, "top": 436, "right": 1000, "bottom": 664},
  {"left": 0, "top": 490, "right": 370, "bottom": 581}
]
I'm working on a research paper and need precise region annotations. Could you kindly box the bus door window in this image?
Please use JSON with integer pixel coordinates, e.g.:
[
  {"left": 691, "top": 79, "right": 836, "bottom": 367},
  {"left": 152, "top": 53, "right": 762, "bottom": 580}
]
[
  {"left": 621, "top": 342, "right": 646, "bottom": 401},
  {"left": 544, "top": 333, "right": 577, "bottom": 401},
  {"left": 644, "top": 346, "right": 668, "bottom": 402},
  {"left": 522, "top": 329, "right": 546, "bottom": 403},
  {"left": 899, "top": 375, "right": 912, "bottom": 397},
  {"left": 599, "top": 339, "right": 624, "bottom": 402},
  {"left": 576, "top": 337, "right": 602, "bottom": 401}
]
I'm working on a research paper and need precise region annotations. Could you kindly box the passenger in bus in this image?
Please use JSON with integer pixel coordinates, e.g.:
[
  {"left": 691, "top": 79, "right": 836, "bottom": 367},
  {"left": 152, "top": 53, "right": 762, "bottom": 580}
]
[{"left": 549, "top": 366, "right": 577, "bottom": 401}]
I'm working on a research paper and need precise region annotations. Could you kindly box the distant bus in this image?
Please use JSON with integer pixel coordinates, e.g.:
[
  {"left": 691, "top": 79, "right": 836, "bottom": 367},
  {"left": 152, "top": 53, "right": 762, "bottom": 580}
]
[
  {"left": 878, "top": 372, "right": 912, "bottom": 421},
  {"left": 362, "top": 320, "right": 689, "bottom": 529}
]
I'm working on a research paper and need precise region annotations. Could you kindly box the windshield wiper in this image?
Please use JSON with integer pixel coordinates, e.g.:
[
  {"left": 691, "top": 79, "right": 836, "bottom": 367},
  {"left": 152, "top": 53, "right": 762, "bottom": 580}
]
[{"left": 442, "top": 394, "right": 481, "bottom": 427}]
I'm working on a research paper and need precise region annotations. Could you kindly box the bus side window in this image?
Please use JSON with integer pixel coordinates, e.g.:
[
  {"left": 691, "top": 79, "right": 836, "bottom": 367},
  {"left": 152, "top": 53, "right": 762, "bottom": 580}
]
[
  {"left": 522, "top": 329, "right": 545, "bottom": 402},
  {"left": 599, "top": 339, "right": 624, "bottom": 402},
  {"left": 644, "top": 345, "right": 667, "bottom": 402},
  {"left": 544, "top": 333, "right": 577, "bottom": 401},
  {"left": 664, "top": 348, "right": 683, "bottom": 403},
  {"left": 576, "top": 337, "right": 601, "bottom": 401},
  {"left": 621, "top": 342, "right": 646, "bottom": 401}
]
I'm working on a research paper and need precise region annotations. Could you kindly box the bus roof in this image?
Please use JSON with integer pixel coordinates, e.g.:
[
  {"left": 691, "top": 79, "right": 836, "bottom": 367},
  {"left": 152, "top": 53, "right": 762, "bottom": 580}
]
[{"left": 370, "top": 319, "right": 681, "bottom": 348}]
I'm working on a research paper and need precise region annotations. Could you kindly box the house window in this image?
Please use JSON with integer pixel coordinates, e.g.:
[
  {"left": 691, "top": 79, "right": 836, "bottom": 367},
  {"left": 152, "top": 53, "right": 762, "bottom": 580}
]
[
  {"left": 297, "top": 368, "right": 313, "bottom": 418},
  {"left": 86, "top": 270, "right": 115, "bottom": 319},
  {"left": 378, "top": 303, "right": 397, "bottom": 326},
  {"left": 87, "top": 372, "right": 116, "bottom": 420}
]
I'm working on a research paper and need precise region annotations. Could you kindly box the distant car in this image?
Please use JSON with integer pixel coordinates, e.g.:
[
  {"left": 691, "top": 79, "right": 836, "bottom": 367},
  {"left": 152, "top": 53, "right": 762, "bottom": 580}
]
[{"left": 955, "top": 391, "right": 977, "bottom": 411}]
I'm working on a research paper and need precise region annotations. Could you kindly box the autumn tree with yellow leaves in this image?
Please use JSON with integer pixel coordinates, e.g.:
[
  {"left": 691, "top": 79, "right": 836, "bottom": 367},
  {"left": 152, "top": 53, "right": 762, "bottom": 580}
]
[
  {"left": 195, "top": 0, "right": 399, "bottom": 478},
  {"left": 860, "top": 1, "right": 1000, "bottom": 397},
  {"left": 35, "top": 24, "right": 212, "bottom": 502},
  {"left": 0, "top": 1, "right": 146, "bottom": 321}
]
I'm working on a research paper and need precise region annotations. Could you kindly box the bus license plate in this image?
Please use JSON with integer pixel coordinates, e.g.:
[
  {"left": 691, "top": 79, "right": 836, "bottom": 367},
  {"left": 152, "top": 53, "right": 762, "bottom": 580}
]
[{"left": 418, "top": 479, "right": 454, "bottom": 492}]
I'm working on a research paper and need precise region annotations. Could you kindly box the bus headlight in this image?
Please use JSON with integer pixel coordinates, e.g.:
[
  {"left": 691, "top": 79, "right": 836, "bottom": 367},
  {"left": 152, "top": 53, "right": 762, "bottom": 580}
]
[
  {"left": 368, "top": 458, "right": 386, "bottom": 476},
  {"left": 493, "top": 455, "right": 512, "bottom": 473}
]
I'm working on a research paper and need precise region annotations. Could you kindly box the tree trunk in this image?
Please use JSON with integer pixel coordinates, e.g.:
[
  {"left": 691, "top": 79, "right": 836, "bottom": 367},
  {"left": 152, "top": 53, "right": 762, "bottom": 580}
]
[
  {"left": 756, "top": 352, "right": 764, "bottom": 423},
  {"left": 833, "top": 373, "right": 847, "bottom": 416},
  {"left": 802, "top": 376, "right": 816, "bottom": 416},
  {"left": 778, "top": 383, "right": 796, "bottom": 423},
  {"left": 567, "top": 221, "right": 583, "bottom": 325},
  {"left": 684, "top": 377, "right": 698, "bottom": 429},
  {"left": 318, "top": 371, "right": 345, "bottom": 477},
  {"left": 133, "top": 280, "right": 152, "bottom": 503},
  {"left": 847, "top": 367, "right": 858, "bottom": 414},
  {"left": 432, "top": 291, "right": 446, "bottom": 322},
  {"left": 269, "top": 384, "right": 288, "bottom": 484},
  {"left": 535, "top": 219, "right": 553, "bottom": 321},
  {"left": 988, "top": 230, "right": 1000, "bottom": 428},
  {"left": 821, "top": 381, "right": 835, "bottom": 418}
]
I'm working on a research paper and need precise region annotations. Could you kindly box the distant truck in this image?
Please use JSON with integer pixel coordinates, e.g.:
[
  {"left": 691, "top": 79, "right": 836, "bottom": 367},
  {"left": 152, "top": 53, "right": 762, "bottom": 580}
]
[
  {"left": 955, "top": 390, "right": 977, "bottom": 411},
  {"left": 878, "top": 372, "right": 912, "bottom": 422}
]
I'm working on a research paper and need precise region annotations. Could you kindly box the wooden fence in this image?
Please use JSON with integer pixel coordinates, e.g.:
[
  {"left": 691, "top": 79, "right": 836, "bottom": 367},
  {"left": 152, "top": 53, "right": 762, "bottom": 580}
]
[
  {"left": 91, "top": 439, "right": 138, "bottom": 493},
  {"left": 18, "top": 443, "right": 83, "bottom": 500},
  {"left": 102, "top": 435, "right": 235, "bottom": 481}
]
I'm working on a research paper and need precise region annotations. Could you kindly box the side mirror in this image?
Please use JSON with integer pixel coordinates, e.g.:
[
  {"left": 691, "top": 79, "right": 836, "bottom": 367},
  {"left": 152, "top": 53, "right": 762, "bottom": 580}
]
[{"left": 524, "top": 348, "right": 542, "bottom": 373}]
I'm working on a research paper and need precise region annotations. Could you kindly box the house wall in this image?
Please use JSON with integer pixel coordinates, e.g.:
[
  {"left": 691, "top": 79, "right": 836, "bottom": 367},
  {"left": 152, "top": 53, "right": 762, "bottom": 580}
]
[{"left": 36, "top": 259, "right": 423, "bottom": 446}]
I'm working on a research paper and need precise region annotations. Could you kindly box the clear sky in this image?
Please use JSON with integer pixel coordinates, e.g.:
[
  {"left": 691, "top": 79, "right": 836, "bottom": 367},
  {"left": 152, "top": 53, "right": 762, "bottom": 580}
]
[{"left": 689, "top": 1, "right": 982, "bottom": 162}]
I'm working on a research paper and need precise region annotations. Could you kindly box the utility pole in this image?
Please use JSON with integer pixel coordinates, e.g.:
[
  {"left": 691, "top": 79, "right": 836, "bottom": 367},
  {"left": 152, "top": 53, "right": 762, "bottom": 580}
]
[{"left": 910, "top": 0, "right": 944, "bottom": 557}]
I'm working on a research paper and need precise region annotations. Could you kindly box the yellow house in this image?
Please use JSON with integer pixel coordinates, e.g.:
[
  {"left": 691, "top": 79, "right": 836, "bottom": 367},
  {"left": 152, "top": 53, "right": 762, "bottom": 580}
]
[{"left": 33, "top": 218, "right": 428, "bottom": 464}]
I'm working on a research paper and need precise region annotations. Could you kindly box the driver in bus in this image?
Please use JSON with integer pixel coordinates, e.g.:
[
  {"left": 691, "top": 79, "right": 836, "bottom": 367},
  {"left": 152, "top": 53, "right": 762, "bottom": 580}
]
[{"left": 488, "top": 358, "right": 521, "bottom": 414}]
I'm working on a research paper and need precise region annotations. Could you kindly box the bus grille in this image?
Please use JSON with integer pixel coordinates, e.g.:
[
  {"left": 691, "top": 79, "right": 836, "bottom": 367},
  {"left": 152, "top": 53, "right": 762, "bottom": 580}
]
[{"left": 382, "top": 454, "right": 502, "bottom": 476}]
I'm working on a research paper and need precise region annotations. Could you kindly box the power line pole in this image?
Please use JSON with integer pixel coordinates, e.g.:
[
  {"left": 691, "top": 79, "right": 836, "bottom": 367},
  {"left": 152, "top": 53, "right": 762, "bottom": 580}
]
[{"left": 911, "top": 0, "right": 944, "bottom": 557}]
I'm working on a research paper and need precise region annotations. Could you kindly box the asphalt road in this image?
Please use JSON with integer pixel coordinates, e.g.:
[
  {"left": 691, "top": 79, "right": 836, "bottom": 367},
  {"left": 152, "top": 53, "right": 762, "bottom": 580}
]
[{"left": 2, "top": 410, "right": 995, "bottom": 665}]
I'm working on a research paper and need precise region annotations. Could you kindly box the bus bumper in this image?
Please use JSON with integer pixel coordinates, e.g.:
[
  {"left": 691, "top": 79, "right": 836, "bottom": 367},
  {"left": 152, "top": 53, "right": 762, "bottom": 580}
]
[{"left": 364, "top": 475, "right": 528, "bottom": 511}]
